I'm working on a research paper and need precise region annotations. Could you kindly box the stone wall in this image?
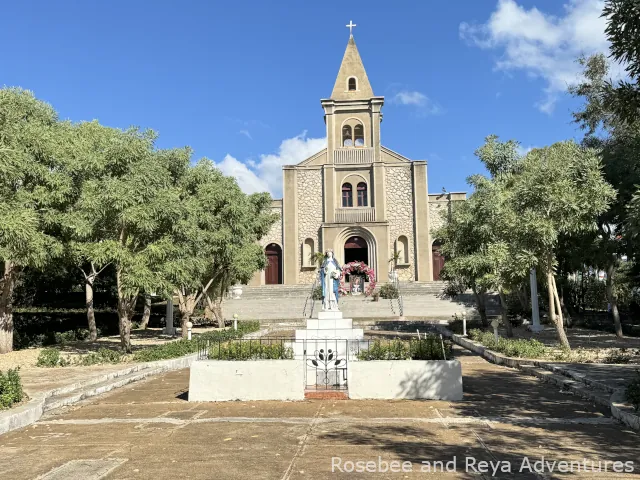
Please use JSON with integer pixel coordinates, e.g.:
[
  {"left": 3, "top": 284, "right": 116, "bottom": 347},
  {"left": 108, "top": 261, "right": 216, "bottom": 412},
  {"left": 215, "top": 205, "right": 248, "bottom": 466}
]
[
  {"left": 259, "top": 205, "right": 283, "bottom": 248},
  {"left": 297, "top": 169, "right": 324, "bottom": 284},
  {"left": 385, "top": 166, "right": 415, "bottom": 281},
  {"left": 428, "top": 202, "right": 448, "bottom": 237}
]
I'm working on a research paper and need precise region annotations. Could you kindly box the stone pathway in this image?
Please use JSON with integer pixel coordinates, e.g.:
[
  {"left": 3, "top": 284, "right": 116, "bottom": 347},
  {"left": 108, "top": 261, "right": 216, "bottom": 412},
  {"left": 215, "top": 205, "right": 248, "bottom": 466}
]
[{"left": 1, "top": 347, "right": 639, "bottom": 479}]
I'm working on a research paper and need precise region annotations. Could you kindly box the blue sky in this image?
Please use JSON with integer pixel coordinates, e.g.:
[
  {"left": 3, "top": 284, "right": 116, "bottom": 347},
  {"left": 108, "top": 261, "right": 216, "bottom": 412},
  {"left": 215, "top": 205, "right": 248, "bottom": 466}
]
[{"left": 1, "top": 0, "right": 621, "bottom": 197}]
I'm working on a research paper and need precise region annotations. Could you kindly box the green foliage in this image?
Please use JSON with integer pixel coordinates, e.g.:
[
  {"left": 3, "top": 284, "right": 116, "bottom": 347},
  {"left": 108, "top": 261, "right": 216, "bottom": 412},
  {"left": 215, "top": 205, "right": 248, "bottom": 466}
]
[
  {"left": 379, "top": 284, "right": 399, "bottom": 299},
  {"left": 626, "top": 370, "right": 640, "bottom": 411},
  {"left": 468, "top": 329, "right": 548, "bottom": 359},
  {"left": 567, "top": 275, "right": 608, "bottom": 311},
  {"left": 132, "top": 321, "right": 260, "bottom": 362},
  {"left": 356, "top": 337, "right": 452, "bottom": 361},
  {"left": 311, "top": 286, "right": 323, "bottom": 301},
  {"left": 36, "top": 348, "right": 69, "bottom": 367},
  {"left": 76, "top": 348, "right": 125, "bottom": 366},
  {"left": 208, "top": 341, "right": 293, "bottom": 360},
  {"left": 0, "top": 368, "right": 23, "bottom": 409}
]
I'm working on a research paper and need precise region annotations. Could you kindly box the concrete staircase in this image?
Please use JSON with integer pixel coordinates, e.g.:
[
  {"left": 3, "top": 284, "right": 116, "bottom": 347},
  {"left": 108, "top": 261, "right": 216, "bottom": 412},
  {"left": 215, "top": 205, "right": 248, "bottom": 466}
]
[{"left": 238, "top": 281, "right": 446, "bottom": 299}]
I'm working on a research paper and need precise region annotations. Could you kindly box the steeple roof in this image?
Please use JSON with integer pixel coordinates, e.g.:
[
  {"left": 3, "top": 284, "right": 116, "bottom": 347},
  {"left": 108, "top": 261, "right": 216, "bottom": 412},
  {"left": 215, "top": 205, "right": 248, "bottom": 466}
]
[{"left": 331, "top": 36, "right": 374, "bottom": 100}]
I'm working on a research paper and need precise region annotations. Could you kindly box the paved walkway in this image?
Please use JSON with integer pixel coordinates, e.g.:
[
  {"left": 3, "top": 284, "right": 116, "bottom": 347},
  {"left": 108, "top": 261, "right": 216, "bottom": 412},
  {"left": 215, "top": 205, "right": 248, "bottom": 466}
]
[{"left": 1, "top": 348, "right": 638, "bottom": 479}]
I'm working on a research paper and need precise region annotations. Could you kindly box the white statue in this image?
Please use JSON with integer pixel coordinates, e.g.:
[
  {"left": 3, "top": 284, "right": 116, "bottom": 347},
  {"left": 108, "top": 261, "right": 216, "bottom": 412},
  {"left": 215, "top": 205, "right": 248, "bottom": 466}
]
[{"left": 320, "top": 249, "right": 341, "bottom": 311}]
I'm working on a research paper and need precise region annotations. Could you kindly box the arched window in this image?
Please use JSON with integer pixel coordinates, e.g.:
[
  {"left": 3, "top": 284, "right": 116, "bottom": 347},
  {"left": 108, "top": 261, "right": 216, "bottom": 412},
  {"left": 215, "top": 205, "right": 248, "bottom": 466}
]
[
  {"left": 348, "top": 77, "right": 357, "bottom": 91},
  {"left": 342, "top": 183, "right": 353, "bottom": 207},
  {"left": 397, "top": 235, "right": 409, "bottom": 264},
  {"left": 357, "top": 182, "right": 368, "bottom": 207},
  {"left": 302, "top": 238, "right": 314, "bottom": 266},
  {"left": 354, "top": 124, "right": 364, "bottom": 146},
  {"left": 342, "top": 125, "right": 353, "bottom": 147}
]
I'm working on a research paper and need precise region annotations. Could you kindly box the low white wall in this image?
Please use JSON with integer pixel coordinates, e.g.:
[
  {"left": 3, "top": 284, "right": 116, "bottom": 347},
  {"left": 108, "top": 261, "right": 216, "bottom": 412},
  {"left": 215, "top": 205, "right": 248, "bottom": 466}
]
[
  {"left": 347, "top": 360, "right": 463, "bottom": 401},
  {"left": 188, "top": 360, "right": 305, "bottom": 402}
]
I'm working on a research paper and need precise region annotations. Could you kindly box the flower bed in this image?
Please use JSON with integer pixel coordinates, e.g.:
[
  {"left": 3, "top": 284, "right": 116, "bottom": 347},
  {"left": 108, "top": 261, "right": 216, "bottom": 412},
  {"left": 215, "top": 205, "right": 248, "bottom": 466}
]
[{"left": 339, "top": 261, "right": 376, "bottom": 296}]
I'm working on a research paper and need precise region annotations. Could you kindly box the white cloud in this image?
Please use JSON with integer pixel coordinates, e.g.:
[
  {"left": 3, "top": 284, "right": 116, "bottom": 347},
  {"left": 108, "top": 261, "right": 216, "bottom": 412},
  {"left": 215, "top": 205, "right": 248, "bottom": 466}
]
[
  {"left": 215, "top": 132, "right": 326, "bottom": 197},
  {"left": 516, "top": 144, "right": 535, "bottom": 156},
  {"left": 239, "top": 129, "right": 252, "bottom": 140},
  {"left": 460, "top": 0, "right": 625, "bottom": 113},
  {"left": 391, "top": 90, "right": 442, "bottom": 115}
]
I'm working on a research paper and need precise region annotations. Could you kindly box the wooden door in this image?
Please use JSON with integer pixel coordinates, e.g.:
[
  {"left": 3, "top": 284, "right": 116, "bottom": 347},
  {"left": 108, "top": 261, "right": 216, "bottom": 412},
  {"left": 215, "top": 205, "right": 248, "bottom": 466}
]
[
  {"left": 265, "top": 244, "right": 282, "bottom": 285},
  {"left": 432, "top": 243, "right": 445, "bottom": 281}
]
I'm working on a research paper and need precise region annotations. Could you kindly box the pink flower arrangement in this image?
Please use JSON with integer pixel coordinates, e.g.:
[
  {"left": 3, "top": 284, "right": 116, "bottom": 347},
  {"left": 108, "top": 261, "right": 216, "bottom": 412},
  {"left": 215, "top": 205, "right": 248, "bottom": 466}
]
[{"left": 339, "top": 261, "right": 377, "bottom": 296}]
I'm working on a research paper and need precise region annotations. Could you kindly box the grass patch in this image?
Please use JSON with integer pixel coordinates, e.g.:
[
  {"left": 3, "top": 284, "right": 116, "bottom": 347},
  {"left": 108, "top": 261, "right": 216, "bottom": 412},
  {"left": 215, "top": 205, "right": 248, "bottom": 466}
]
[
  {"left": 468, "top": 329, "right": 548, "bottom": 359},
  {"left": 356, "top": 336, "right": 452, "bottom": 361},
  {"left": 0, "top": 368, "right": 24, "bottom": 409}
]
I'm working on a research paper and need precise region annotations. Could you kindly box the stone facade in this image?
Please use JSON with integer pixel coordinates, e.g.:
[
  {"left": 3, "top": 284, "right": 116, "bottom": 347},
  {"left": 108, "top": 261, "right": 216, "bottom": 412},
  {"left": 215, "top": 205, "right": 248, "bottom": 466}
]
[
  {"left": 259, "top": 202, "right": 283, "bottom": 248},
  {"left": 385, "top": 166, "right": 415, "bottom": 281},
  {"left": 248, "top": 34, "right": 466, "bottom": 287},
  {"left": 297, "top": 168, "right": 323, "bottom": 284}
]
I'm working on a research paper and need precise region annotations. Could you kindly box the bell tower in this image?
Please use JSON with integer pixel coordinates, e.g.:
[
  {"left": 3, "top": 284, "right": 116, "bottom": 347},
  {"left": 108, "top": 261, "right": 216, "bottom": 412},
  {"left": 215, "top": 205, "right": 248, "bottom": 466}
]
[{"left": 320, "top": 26, "right": 386, "bottom": 225}]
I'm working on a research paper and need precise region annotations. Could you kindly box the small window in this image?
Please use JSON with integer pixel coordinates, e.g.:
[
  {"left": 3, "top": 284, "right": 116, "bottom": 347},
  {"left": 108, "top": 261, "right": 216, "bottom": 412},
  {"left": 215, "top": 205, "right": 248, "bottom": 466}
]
[
  {"left": 354, "top": 124, "right": 364, "bottom": 146},
  {"left": 348, "top": 77, "right": 357, "bottom": 91},
  {"left": 357, "top": 182, "right": 367, "bottom": 207},
  {"left": 303, "top": 238, "right": 314, "bottom": 266},
  {"left": 342, "top": 183, "right": 353, "bottom": 207},
  {"left": 342, "top": 125, "right": 353, "bottom": 147}
]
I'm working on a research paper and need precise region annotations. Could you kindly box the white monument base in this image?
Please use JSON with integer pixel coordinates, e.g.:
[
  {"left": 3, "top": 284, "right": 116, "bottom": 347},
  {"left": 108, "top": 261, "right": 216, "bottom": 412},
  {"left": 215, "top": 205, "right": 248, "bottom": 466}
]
[{"left": 293, "top": 309, "right": 364, "bottom": 358}]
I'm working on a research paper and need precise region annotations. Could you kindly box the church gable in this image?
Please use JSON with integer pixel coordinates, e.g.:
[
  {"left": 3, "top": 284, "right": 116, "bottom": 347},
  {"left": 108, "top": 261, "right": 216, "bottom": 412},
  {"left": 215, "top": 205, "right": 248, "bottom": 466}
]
[
  {"left": 381, "top": 146, "right": 411, "bottom": 163},
  {"left": 296, "top": 148, "right": 327, "bottom": 167}
]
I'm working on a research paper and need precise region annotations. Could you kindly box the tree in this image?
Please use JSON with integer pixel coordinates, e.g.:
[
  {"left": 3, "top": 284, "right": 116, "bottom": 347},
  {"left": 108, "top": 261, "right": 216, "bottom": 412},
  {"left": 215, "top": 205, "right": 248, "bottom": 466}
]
[
  {"left": 71, "top": 126, "right": 189, "bottom": 352},
  {"left": 0, "top": 88, "right": 74, "bottom": 353},
  {"left": 601, "top": 0, "right": 640, "bottom": 124},
  {"left": 506, "top": 142, "right": 616, "bottom": 349},
  {"left": 570, "top": 53, "right": 640, "bottom": 336},
  {"left": 163, "top": 160, "right": 277, "bottom": 337}
]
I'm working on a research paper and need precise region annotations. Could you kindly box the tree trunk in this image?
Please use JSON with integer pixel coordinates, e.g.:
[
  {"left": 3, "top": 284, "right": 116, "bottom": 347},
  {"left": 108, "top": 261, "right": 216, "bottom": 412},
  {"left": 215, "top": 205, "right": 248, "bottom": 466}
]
[
  {"left": 205, "top": 294, "right": 225, "bottom": 328},
  {"left": 116, "top": 266, "right": 134, "bottom": 353},
  {"left": 176, "top": 291, "right": 197, "bottom": 339},
  {"left": 498, "top": 288, "right": 513, "bottom": 337},
  {"left": 85, "top": 277, "right": 98, "bottom": 341},
  {"left": 547, "top": 264, "right": 570, "bottom": 350},
  {"left": 140, "top": 294, "right": 152, "bottom": 329},
  {"left": 471, "top": 284, "right": 488, "bottom": 328},
  {"left": 605, "top": 263, "right": 623, "bottom": 338},
  {"left": 0, "top": 261, "right": 16, "bottom": 354}
]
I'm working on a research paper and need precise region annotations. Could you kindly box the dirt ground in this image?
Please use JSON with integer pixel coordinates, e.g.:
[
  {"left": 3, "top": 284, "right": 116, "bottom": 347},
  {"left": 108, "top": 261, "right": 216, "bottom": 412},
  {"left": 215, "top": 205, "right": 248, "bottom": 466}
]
[{"left": 1, "top": 348, "right": 638, "bottom": 479}]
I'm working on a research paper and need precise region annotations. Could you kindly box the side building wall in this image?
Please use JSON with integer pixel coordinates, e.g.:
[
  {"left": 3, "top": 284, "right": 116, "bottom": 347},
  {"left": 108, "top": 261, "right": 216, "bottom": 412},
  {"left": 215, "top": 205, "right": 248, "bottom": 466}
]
[
  {"left": 297, "top": 168, "right": 324, "bottom": 284},
  {"left": 385, "top": 164, "right": 415, "bottom": 281}
]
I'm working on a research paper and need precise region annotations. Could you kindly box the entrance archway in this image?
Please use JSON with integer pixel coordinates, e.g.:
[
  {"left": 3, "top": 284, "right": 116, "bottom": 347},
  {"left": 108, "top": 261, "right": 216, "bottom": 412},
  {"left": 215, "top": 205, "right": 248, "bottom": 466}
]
[
  {"left": 432, "top": 241, "right": 445, "bottom": 281},
  {"left": 265, "top": 243, "right": 282, "bottom": 285},
  {"left": 344, "top": 236, "right": 368, "bottom": 265}
]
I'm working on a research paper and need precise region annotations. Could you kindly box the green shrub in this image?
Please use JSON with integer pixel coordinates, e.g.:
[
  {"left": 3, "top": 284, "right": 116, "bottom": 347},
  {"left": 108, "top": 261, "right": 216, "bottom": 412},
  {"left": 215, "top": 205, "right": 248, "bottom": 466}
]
[
  {"left": 132, "top": 321, "right": 260, "bottom": 362},
  {"left": 311, "top": 286, "right": 323, "bottom": 300},
  {"left": 626, "top": 370, "right": 640, "bottom": 412},
  {"left": 0, "top": 368, "right": 24, "bottom": 409},
  {"left": 208, "top": 341, "right": 293, "bottom": 360},
  {"left": 77, "top": 348, "right": 125, "bottom": 366},
  {"left": 379, "top": 284, "right": 399, "bottom": 299},
  {"left": 468, "top": 329, "right": 548, "bottom": 358},
  {"left": 357, "top": 336, "right": 451, "bottom": 361},
  {"left": 36, "top": 348, "right": 70, "bottom": 367}
]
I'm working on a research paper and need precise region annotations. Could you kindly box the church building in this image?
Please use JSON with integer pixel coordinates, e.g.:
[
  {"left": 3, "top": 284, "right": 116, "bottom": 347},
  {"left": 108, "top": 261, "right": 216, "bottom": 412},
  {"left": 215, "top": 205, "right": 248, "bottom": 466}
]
[{"left": 250, "top": 31, "right": 465, "bottom": 286}]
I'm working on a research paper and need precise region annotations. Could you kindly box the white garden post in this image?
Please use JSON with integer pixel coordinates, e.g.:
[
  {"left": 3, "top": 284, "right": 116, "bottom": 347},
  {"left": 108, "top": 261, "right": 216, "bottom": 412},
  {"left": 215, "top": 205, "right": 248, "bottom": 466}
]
[
  {"left": 491, "top": 319, "right": 500, "bottom": 343},
  {"left": 186, "top": 321, "right": 193, "bottom": 340},
  {"left": 462, "top": 312, "right": 467, "bottom": 336},
  {"left": 233, "top": 313, "right": 238, "bottom": 331}
]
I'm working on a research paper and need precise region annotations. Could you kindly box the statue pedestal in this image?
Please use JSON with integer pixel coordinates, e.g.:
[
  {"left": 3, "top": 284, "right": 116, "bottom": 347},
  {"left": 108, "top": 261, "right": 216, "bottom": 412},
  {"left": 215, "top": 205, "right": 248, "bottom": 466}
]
[{"left": 293, "top": 309, "right": 364, "bottom": 358}]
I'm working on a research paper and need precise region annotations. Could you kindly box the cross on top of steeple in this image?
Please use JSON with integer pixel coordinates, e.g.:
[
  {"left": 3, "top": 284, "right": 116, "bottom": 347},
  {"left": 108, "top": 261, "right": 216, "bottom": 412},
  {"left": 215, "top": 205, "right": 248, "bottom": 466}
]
[{"left": 346, "top": 20, "right": 356, "bottom": 37}]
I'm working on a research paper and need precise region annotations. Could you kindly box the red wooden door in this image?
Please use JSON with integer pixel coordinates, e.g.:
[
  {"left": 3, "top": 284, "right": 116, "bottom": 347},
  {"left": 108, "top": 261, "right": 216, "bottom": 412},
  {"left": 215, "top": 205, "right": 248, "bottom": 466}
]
[
  {"left": 265, "top": 244, "right": 282, "bottom": 284},
  {"left": 432, "top": 244, "right": 445, "bottom": 281}
]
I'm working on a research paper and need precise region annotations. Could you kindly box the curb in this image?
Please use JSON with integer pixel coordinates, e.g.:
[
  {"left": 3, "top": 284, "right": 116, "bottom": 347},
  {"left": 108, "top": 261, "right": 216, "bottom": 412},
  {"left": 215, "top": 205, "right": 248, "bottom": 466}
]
[
  {"left": 0, "top": 353, "right": 197, "bottom": 437},
  {"left": 439, "top": 327, "right": 640, "bottom": 431}
]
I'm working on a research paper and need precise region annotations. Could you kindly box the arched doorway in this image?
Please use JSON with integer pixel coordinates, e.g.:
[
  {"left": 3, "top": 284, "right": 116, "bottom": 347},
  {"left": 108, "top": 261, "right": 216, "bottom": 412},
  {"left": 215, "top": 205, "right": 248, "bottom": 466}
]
[
  {"left": 265, "top": 243, "right": 282, "bottom": 285},
  {"left": 432, "top": 241, "right": 445, "bottom": 281},
  {"left": 344, "top": 236, "right": 368, "bottom": 265}
]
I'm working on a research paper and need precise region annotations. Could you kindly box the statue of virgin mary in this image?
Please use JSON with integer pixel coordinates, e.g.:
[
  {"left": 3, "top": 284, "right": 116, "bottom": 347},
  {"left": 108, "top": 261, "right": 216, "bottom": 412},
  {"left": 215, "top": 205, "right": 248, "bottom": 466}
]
[{"left": 319, "top": 249, "right": 341, "bottom": 311}]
